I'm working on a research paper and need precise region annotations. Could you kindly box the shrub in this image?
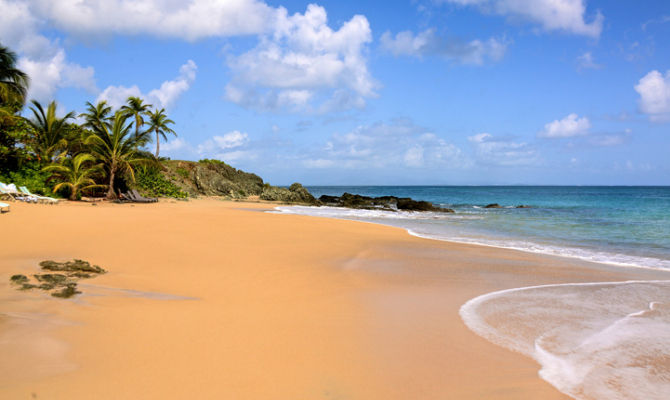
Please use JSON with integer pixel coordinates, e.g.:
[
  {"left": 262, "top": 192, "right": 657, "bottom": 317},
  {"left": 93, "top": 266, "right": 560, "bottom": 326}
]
[
  {"left": 0, "top": 164, "right": 55, "bottom": 196},
  {"left": 135, "top": 166, "right": 188, "bottom": 199},
  {"left": 175, "top": 167, "right": 189, "bottom": 179}
]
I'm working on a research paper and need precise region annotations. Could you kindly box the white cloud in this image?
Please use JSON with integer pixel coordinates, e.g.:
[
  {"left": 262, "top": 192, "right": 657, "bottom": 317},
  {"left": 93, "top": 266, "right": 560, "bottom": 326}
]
[
  {"left": 439, "top": 0, "right": 603, "bottom": 38},
  {"left": 1, "top": 0, "right": 97, "bottom": 102},
  {"left": 4, "top": 1, "right": 375, "bottom": 112},
  {"left": 161, "top": 138, "right": 187, "bottom": 153},
  {"left": 302, "top": 119, "right": 469, "bottom": 169},
  {"left": 28, "top": 0, "right": 279, "bottom": 40},
  {"left": 197, "top": 130, "right": 250, "bottom": 157},
  {"left": 538, "top": 113, "right": 591, "bottom": 138},
  {"left": 576, "top": 52, "right": 601, "bottom": 70},
  {"left": 224, "top": 4, "right": 376, "bottom": 112},
  {"left": 96, "top": 60, "right": 197, "bottom": 110},
  {"left": 380, "top": 28, "right": 508, "bottom": 65},
  {"left": 468, "top": 133, "right": 539, "bottom": 166},
  {"left": 634, "top": 70, "right": 670, "bottom": 122}
]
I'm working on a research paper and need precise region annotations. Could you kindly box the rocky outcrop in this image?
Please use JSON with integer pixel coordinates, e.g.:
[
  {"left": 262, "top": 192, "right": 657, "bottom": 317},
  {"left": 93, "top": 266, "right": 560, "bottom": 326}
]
[
  {"left": 160, "top": 160, "right": 318, "bottom": 204},
  {"left": 260, "top": 183, "right": 318, "bottom": 204},
  {"left": 162, "top": 159, "right": 265, "bottom": 198},
  {"left": 484, "top": 203, "right": 502, "bottom": 208},
  {"left": 319, "top": 193, "right": 453, "bottom": 213}
]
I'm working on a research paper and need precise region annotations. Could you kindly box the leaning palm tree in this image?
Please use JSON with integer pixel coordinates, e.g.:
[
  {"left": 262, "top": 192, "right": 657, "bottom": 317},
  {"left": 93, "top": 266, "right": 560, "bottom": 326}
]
[
  {"left": 80, "top": 100, "right": 112, "bottom": 131},
  {"left": 42, "top": 153, "right": 104, "bottom": 200},
  {"left": 86, "top": 112, "right": 152, "bottom": 199},
  {"left": 120, "top": 96, "right": 152, "bottom": 138},
  {"left": 146, "top": 108, "right": 176, "bottom": 157},
  {"left": 27, "top": 100, "right": 76, "bottom": 164},
  {"left": 0, "top": 45, "right": 30, "bottom": 112}
]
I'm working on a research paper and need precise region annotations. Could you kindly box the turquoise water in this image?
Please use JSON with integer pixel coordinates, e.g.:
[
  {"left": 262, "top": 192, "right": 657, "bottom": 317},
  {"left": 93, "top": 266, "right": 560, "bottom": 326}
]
[{"left": 277, "top": 186, "right": 670, "bottom": 270}]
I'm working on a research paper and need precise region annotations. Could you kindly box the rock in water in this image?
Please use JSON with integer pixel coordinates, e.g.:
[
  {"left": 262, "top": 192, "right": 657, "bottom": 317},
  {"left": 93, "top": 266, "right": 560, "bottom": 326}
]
[
  {"left": 484, "top": 203, "right": 502, "bottom": 208},
  {"left": 318, "top": 193, "right": 454, "bottom": 213}
]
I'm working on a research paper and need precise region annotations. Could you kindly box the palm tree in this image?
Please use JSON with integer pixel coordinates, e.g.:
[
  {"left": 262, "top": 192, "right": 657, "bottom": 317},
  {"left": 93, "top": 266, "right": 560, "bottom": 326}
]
[
  {"left": 120, "top": 96, "right": 152, "bottom": 138},
  {"left": 27, "top": 100, "right": 76, "bottom": 164},
  {"left": 0, "top": 45, "right": 30, "bottom": 112},
  {"left": 43, "top": 153, "right": 104, "bottom": 200},
  {"left": 147, "top": 108, "right": 176, "bottom": 157},
  {"left": 86, "top": 112, "right": 152, "bottom": 199},
  {"left": 80, "top": 100, "right": 112, "bottom": 131}
]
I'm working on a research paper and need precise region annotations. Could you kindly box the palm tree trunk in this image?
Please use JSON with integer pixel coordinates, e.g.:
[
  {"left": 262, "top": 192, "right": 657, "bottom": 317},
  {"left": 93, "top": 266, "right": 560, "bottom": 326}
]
[
  {"left": 155, "top": 131, "right": 160, "bottom": 157},
  {"left": 106, "top": 168, "right": 116, "bottom": 199}
]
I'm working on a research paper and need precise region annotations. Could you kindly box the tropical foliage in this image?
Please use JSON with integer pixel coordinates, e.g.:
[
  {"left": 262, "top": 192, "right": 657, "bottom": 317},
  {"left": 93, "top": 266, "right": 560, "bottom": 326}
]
[
  {"left": 147, "top": 108, "right": 176, "bottom": 157},
  {"left": 86, "top": 112, "right": 152, "bottom": 199},
  {"left": 43, "top": 153, "right": 104, "bottom": 200},
  {"left": 27, "top": 100, "right": 76, "bottom": 164},
  {"left": 0, "top": 45, "right": 30, "bottom": 114},
  {"left": 0, "top": 43, "right": 184, "bottom": 200}
]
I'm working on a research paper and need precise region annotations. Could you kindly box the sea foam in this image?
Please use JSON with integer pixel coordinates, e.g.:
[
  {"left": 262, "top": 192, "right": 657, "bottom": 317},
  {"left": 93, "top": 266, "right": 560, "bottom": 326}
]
[
  {"left": 459, "top": 280, "right": 670, "bottom": 400},
  {"left": 273, "top": 206, "right": 670, "bottom": 270}
]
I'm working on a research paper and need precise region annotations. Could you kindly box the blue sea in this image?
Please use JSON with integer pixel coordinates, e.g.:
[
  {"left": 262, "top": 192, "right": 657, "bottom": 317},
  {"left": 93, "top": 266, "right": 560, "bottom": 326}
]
[{"left": 275, "top": 186, "right": 670, "bottom": 270}]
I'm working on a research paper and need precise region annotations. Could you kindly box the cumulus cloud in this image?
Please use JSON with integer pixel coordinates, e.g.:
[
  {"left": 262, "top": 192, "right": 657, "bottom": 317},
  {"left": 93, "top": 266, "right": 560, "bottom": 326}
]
[
  {"left": 538, "top": 113, "right": 591, "bottom": 138},
  {"left": 635, "top": 70, "right": 670, "bottom": 122},
  {"left": 1, "top": 0, "right": 97, "bottom": 102},
  {"left": 5, "top": 1, "right": 374, "bottom": 112},
  {"left": 380, "top": 28, "right": 508, "bottom": 65},
  {"left": 27, "top": 0, "right": 279, "bottom": 41},
  {"left": 302, "top": 119, "right": 469, "bottom": 169},
  {"left": 96, "top": 60, "right": 197, "bottom": 110},
  {"left": 196, "top": 131, "right": 254, "bottom": 161},
  {"left": 224, "top": 4, "right": 376, "bottom": 112},
  {"left": 468, "top": 133, "right": 539, "bottom": 166},
  {"left": 439, "top": 0, "right": 603, "bottom": 38}
]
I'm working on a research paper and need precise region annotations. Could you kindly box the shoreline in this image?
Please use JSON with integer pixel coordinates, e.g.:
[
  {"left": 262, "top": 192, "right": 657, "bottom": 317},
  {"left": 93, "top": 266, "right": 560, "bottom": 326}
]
[
  {"left": 273, "top": 204, "right": 670, "bottom": 272},
  {"left": 2, "top": 198, "right": 669, "bottom": 399}
]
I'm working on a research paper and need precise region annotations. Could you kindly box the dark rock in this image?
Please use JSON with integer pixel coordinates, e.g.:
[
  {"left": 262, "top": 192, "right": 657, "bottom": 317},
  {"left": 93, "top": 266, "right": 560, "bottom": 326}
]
[
  {"left": 10, "top": 259, "right": 106, "bottom": 299},
  {"left": 484, "top": 203, "right": 502, "bottom": 208},
  {"left": 260, "top": 183, "right": 318, "bottom": 205},
  {"left": 51, "top": 284, "right": 81, "bottom": 298},
  {"left": 34, "top": 273, "right": 70, "bottom": 285},
  {"left": 516, "top": 205, "right": 531, "bottom": 208},
  {"left": 318, "top": 193, "right": 454, "bottom": 213},
  {"left": 39, "top": 259, "right": 106, "bottom": 274},
  {"left": 10, "top": 274, "right": 29, "bottom": 284}
]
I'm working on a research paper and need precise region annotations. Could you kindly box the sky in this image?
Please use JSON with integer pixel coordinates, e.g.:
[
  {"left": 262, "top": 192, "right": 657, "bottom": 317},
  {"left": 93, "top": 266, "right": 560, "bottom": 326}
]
[{"left": 2, "top": 0, "right": 670, "bottom": 185}]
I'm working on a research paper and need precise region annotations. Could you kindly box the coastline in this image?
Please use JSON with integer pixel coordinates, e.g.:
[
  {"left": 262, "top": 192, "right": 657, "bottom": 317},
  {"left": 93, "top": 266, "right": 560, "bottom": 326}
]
[{"left": 2, "top": 198, "right": 669, "bottom": 399}]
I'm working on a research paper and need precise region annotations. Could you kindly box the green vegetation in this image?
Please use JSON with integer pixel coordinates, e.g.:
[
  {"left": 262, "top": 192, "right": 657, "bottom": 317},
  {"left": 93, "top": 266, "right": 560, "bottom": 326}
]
[
  {"left": 0, "top": 43, "right": 187, "bottom": 200},
  {"left": 136, "top": 165, "right": 188, "bottom": 199},
  {"left": 0, "top": 45, "right": 30, "bottom": 115},
  {"left": 146, "top": 107, "right": 176, "bottom": 157},
  {"left": 42, "top": 153, "right": 105, "bottom": 200}
]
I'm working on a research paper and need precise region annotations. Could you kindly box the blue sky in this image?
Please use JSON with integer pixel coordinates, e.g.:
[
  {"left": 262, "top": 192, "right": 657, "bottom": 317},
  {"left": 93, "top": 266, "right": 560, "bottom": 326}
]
[{"left": 2, "top": 0, "right": 670, "bottom": 185}]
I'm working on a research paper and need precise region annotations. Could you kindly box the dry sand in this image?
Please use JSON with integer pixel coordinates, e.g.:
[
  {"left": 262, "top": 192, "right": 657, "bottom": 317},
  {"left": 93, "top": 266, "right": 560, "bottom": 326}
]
[{"left": 1, "top": 198, "right": 669, "bottom": 399}]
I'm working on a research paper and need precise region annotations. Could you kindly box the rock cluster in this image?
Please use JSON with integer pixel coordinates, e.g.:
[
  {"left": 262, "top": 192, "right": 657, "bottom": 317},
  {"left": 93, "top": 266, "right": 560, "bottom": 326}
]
[
  {"left": 319, "top": 193, "right": 454, "bottom": 213},
  {"left": 260, "top": 183, "right": 318, "bottom": 204},
  {"left": 10, "top": 259, "right": 106, "bottom": 298}
]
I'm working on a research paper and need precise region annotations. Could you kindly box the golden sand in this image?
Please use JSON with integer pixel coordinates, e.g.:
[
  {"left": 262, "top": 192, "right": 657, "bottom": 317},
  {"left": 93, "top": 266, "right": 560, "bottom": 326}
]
[{"left": 2, "top": 198, "right": 668, "bottom": 399}]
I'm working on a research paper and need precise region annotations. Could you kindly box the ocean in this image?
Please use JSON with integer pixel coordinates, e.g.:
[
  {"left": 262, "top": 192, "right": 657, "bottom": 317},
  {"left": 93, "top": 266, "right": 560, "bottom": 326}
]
[
  {"left": 275, "top": 186, "right": 670, "bottom": 271},
  {"left": 274, "top": 186, "right": 670, "bottom": 399}
]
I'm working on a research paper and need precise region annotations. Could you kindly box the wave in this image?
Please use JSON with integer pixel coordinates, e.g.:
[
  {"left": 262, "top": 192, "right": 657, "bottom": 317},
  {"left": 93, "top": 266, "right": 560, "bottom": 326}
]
[
  {"left": 459, "top": 280, "right": 670, "bottom": 400},
  {"left": 272, "top": 206, "right": 670, "bottom": 271}
]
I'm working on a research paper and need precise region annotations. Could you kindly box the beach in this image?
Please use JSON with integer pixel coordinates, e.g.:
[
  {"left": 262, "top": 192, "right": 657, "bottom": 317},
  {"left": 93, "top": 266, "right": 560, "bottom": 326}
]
[{"left": 2, "top": 198, "right": 669, "bottom": 399}]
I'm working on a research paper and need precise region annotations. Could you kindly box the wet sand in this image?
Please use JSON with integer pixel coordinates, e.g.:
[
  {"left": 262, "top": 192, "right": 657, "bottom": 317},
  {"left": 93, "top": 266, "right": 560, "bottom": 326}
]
[{"left": 1, "top": 198, "right": 668, "bottom": 399}]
